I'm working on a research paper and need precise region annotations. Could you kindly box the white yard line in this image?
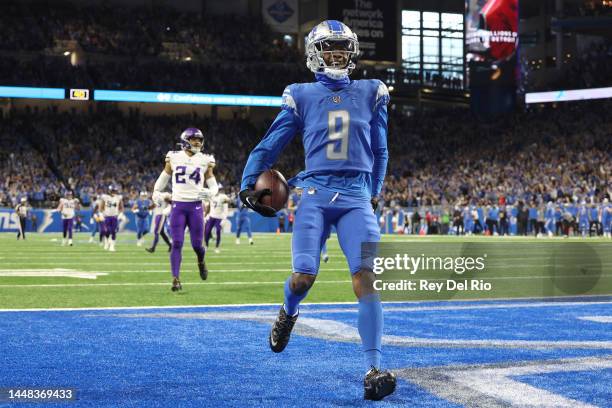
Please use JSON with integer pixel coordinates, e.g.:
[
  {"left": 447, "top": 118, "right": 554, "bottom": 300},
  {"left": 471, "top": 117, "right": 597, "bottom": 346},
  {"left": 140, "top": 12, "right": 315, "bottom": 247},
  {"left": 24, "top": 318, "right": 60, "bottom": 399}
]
[
  {"left": 0, "top": 295, "right": 609, "bottom": 312},
  {"left": 0, "top": 280, "right": 351, "bottom": 288}
]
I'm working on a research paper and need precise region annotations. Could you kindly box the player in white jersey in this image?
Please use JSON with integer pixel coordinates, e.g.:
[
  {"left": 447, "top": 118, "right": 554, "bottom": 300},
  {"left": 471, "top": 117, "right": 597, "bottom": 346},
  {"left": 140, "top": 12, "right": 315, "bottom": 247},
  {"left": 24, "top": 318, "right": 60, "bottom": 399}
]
[
  {"left": 57, "top": 191, "right": 80, "bottom": 246},
  {"left": 99, "top": 185, "right": 124, "bottom": 251},
  {"left": 205, "top": 185, "right": 230, "bottom": 253},
  {"left": 89, "top": 194, "right": 105, "bottom": 244},
  {"left": 153, "top": 127, "right": 218, "bottom": 291},
  {"left": 15, "top": 197, "right": 30, "bottom": 240},
  {"left": 146, "top": 191, "right": 173, "bottom": 253}
]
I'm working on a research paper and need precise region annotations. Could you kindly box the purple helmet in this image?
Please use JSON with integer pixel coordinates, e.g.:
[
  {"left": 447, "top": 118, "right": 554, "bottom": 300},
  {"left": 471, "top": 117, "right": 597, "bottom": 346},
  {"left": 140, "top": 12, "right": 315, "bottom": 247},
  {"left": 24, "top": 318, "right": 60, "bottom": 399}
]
[{"left": 180, "top": 127, "right": 204, "bottom": 154}]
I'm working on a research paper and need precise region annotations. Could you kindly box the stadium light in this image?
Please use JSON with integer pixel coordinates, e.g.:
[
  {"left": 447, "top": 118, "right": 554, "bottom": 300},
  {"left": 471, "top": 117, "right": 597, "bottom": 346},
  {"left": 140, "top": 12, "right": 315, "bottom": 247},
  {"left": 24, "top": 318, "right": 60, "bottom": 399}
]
[
  {"left": 63, "top": 51, "right": 71, "bottom": 56},
  {"left": 525, "top": 86, "right": 612, "bottom": 104},
  {"left": 93, "top": 89, "right": 283, "bottom": 107},
  {"left": 0, "top": 86, "right": 65, "bottom": 99}
]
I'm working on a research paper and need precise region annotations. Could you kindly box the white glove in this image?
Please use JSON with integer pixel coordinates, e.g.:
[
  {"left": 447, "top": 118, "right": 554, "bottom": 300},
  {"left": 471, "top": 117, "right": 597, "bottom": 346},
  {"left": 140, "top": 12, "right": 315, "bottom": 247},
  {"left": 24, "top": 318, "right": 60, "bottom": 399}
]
[
  {"left": 162, "top": 206, "right": 171, "bottom": 217},
  {"left": 198, "top": 188, "right": 213, "bottom": 201}
]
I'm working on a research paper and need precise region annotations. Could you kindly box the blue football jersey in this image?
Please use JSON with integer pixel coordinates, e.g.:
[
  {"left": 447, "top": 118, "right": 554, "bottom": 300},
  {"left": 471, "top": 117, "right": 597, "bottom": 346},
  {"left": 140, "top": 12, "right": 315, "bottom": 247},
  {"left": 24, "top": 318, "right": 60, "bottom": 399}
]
[
  {"left": 136, "top": 199, "right": 150, "bottom": 218},
  {"left": 241, "top": 79, "right": 389, "bottom": 198}
]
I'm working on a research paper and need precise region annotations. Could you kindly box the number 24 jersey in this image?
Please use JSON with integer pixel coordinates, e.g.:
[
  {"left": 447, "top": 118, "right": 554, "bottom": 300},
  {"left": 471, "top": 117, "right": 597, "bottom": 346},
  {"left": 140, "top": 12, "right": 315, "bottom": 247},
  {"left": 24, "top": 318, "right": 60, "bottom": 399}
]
[{"left": 166, "top": 150, "right": 215, "bottom": 202}]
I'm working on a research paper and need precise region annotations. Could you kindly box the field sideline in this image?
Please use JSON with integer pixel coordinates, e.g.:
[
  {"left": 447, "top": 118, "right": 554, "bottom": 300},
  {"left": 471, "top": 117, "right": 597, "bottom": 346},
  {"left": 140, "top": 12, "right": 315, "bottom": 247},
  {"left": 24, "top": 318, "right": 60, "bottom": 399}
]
[{"left": 0, "top": 232, "right": 611, "bottom": 309}]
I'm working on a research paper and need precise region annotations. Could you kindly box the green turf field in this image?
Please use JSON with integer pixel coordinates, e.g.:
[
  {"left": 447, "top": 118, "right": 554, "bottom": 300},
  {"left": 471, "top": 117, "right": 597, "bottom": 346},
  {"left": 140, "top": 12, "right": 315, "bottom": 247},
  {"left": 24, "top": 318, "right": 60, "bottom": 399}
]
[{"left": 0, "top": 233, "right": 611, "bottom": 309}]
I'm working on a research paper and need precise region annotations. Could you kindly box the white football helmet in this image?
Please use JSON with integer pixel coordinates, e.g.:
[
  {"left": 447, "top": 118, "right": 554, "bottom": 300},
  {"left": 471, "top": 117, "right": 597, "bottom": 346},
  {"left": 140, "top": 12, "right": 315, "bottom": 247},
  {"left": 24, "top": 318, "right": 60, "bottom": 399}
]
[{"left": 306, "top": 20, "right": 359, "bottom": 79}]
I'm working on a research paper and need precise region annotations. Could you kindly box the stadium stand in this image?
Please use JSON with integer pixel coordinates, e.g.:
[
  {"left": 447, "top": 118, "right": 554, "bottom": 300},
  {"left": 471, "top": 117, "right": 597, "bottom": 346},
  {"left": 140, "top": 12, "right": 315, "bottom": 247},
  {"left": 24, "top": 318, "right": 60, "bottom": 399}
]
[{"left": 1, "top": 100, "right": 610, "bottom": 213}]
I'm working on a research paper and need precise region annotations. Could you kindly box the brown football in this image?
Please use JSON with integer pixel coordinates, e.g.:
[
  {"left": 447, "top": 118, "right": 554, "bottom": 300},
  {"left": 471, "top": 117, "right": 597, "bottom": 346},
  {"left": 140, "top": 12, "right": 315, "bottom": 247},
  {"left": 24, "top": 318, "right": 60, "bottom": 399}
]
[{"left": 254, "top": 169, "right": 290, "bottom": 211}]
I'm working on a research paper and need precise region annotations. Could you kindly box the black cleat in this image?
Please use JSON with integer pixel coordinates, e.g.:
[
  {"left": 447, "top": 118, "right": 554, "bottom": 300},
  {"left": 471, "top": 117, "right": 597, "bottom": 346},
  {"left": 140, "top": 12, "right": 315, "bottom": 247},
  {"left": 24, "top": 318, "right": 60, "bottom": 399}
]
[
  {"left": 198, "top": 261, "right": 208, "bottom": 280},
  {"left": 364, "top": 367, "right": 396, "bottom": 401},
  {"left": 323, "top": 254, "right": 329, "bottom": 263},
  {"left": 145, "top": 247, "right": 155, "bottom": 253},
  {"left": 171, "top": 278, "right": 182, "bottom": 292},
  {"left": 269, "top": 305, "right": 298, "bottom": 353}
]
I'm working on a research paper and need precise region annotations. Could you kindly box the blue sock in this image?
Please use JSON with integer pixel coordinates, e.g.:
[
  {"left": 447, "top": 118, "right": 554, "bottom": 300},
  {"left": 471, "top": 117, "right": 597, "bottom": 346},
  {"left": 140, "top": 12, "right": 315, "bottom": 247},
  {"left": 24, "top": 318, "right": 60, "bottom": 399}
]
[
  {"left": 283, "top": 276, "right": 308, "bottom": 316},
  {"left": 358, "top": 293, "right": 383, "bottom": 370}
]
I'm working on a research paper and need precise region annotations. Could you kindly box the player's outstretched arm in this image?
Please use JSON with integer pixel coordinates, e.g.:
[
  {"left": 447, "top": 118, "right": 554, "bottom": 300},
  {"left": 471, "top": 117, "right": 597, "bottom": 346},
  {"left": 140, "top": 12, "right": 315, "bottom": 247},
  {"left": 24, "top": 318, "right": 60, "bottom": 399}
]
[
  {"left": 153, "top": 162, "right": 172, "bottom": 201},
  {"left": 240, "top": 90, "right": 302, "bottom": 191},
  {"left": 240, "top": 103, "right": 300, "bottom": 217}
]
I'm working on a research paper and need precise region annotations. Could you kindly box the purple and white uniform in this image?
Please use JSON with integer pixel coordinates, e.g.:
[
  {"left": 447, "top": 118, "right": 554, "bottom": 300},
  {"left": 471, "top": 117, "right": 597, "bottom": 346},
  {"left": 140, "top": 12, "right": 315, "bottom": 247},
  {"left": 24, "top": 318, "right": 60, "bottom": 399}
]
[
  {"left": 101, "top": 193, "right": 122, "bottom": 240},
  {"left": 205, "top": 193, "right": 229, "bottom": 248},
  {"left": 166, "top": 150, "right": 215, "bottom": 278},
  {"left": 59, "top": 198, "right": 79, "bottom": 239}
]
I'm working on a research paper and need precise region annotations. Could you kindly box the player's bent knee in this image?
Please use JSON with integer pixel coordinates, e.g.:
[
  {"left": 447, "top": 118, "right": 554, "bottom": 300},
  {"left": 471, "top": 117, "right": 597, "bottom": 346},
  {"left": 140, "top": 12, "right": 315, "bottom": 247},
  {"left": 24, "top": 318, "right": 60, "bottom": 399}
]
[
  {"left": 352, "top": 269, "right": 377, "bottom": 298},
  {"left": 172, "top": 240, "right": 184, "bottom": 249},
  {"left": 290, "top": 273, "right": 316, "bottom": 295},
  {"left": 292, "top": 254, "right": 318, "bottom": 275}
]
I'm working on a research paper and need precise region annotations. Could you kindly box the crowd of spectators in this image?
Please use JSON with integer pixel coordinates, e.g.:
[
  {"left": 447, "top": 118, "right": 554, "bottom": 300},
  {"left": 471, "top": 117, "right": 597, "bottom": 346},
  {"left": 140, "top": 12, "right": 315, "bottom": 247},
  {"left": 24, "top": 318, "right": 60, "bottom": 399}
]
[
  {"left": 1, "top": 0, "right": 308, "bottom": 94},
  {"left": 0, "top": 1, "right": 610, "bottom": 213},
  {"left": 525, "top": 41, "right": 612, "bottom": 92},
  {"left": 3, "top": 0, "right": 611, "bottom": 96},
  {"left": 383, "top": 100, "right": 611, "bottom": 208},
  {"left": 1, "top": 1, "right": 302, "bottom": 61},
  {"left": 1, "top": 100, "right": 610, "bottom": 212},
  {"left": 0, "top": 55, "right": 309, "bottom": 95}
]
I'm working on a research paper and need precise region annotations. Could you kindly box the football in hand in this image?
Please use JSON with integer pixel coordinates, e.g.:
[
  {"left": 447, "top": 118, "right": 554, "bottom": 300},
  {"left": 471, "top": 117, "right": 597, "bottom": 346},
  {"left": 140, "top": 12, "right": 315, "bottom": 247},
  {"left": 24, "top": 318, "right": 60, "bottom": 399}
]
[{"left": 254, "top": 169, "right": 290, "bottom": 211}]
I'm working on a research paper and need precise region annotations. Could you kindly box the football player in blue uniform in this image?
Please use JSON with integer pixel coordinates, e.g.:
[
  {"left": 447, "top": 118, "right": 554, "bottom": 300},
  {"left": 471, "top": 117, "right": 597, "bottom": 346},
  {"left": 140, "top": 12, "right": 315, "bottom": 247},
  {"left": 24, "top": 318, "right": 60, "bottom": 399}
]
[
  {"left": 240, "top": 21, "right": 395, "bottom": 400},
  {"left": 578, "top": 201, "right": 589, "bottom": 238},
  {"left": 235, "top": 196, "right": 253, "bottom": 245},
  {"left": 603, "top": 199, "right": 611, "bottom": 239},
  {"left": 132, "top": 191, "right": 153, "bottom": 247}
]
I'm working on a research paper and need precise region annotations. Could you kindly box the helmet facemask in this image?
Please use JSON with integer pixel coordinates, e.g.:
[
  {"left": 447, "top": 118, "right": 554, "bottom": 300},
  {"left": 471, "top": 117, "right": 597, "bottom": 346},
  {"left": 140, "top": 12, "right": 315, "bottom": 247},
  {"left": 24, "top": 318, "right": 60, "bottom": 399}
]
[
  {"left": 180, "top": 128, "right": 204, "bottom": 154},
  {"left": 184, "top": 135, "right": 203, "bottom": 154}
]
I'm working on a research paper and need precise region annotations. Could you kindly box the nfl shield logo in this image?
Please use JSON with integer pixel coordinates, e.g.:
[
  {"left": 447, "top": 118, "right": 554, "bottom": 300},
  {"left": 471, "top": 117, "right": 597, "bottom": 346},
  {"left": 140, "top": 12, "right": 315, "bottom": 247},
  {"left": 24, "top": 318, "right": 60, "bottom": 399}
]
[
  {"left": 332, "top": 95, "right": 341, "bottom": 104},
  {"left": 267, "top": 1, "right": 294, "bottom": 24}
]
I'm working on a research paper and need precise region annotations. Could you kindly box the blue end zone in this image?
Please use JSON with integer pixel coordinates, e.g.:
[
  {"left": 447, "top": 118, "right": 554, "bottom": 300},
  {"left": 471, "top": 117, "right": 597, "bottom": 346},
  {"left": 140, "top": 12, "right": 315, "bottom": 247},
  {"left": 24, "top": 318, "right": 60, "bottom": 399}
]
[
  {"left": 515, "top": 369, "right": 612, "bottom": 407},
  {"left": 0, "top": 298, "right": 611, "bottom": 407}
]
